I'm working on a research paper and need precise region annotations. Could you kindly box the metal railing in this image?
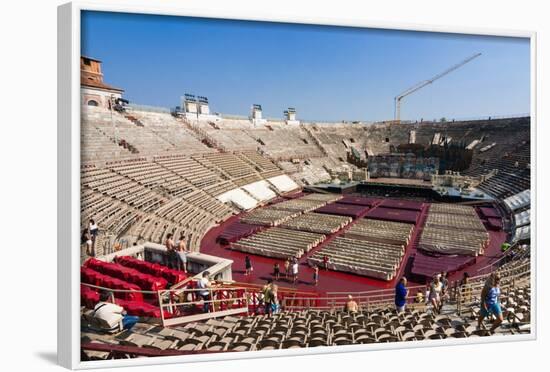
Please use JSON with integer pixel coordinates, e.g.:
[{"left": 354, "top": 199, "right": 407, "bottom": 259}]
[
  {"left": 81, "top": 281, "right": 250, "bottom": 327},
  {"left": 456, "top": 261, "right": 530, "bottom": 315},
  {"left": 158, "top": 286, "right": 250, "bottom": 326},
  {"left": 282, "top": 259, "right": 530, "bottom": 314}
]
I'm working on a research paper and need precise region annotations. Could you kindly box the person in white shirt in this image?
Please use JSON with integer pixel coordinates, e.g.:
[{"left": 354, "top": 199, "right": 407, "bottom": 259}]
[
  {"left": 196, "top": 271, "right": 212, "bottom": 313},
  {"left": 93, "top": 292, "right": 139, "bottom": 330},
  {"left": 429, "top": 275, "right": 443, "bottom": 314},
  {"left": 291, "top": 260, "right": 299, "bottom": 284},
  {"left": 88, "top": 219, "right": 98, "bottom": 256}
]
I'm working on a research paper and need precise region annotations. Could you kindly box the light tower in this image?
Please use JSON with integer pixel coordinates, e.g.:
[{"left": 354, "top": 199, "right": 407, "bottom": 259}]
[
  {"left": 285, "top": 107, "right": 299, "bottom": 125},
  {"left": 251, "top": 104, "right": 266, "bottom": 126}
]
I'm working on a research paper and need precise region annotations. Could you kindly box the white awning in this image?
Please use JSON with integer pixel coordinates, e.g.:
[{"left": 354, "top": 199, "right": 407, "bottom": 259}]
[
  {"left": 217, "top": 188, "right": 258, "bottom": 211},
  {"left": 267, "top": 174, "right": 300, "bottom": 193},
  {"left": 514, "top": 209, "right": 530, "bottom": 227},
  {"left": 242, "top": 180, "right": 277, "bottom": 202},
  {"left": 503, "top": 189, "right": 530, "bottom": 211}
]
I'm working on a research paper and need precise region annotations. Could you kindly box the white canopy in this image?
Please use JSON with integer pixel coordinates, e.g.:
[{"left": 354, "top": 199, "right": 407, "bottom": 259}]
[
  {"left": 514, "top": 209, "right": 530, "bottom": 227},
  {"left": 268, "top": 175, "right": 299, "bottom": 193},
  {"left": 514, "top": 225, "right": 530, "bottom": 242},
  {"left": 217, "top": 188, "right": 258, "bottom": 211},
  {"left": 242, "top": 180, "right": 277, "bottom": 202},
  {"left": 503, "top": 189, "right": 530, "bottom": 211}
]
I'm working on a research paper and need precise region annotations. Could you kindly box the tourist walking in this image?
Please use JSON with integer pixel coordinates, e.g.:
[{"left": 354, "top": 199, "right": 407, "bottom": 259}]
[
  {"left": 313, "top": 265, "right": 319, "bottom": 286},
  {"left": 478, "top": 275, "right": 503, "bottom": 332},
  {"left": 395, "top": 277, "right": 408, "bottom": 313},
  {"left": 273, "top": 262, "right": 280, "bottom": 280},
  {"left": 284, "top": 258, "right": 291, "bottom": 278},
  {"left": 428, "top": 275, "right": 443, "bottom": 314},
  {"left": 245, "top": 255, "right": 253, "bottom": 276}
]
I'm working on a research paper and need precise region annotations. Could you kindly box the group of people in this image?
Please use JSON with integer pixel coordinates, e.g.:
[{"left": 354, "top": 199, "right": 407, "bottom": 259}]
[
  {"left": 244, "top": 256, "right": 320, "bottom": 286},
  {"left": 164, "top": 233, "right": 189, "bottom": 273},
  {"left": 259, "top": 279, "right": 279, "bottom": 317},
  {"left": 426, "top": 272, "right": 449, "bottom": 314},
  {"left": 394, "top": 271, "right": 504, "bottom": 333},
  {"left": 82, "top": 219, "right": 99, "bottom": 257},
  {"left": 396, "top": 272, "right": 460, "bottom": 314}
]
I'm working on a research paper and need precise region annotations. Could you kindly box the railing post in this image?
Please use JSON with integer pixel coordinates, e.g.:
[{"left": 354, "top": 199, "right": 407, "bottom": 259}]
[
  {"left": 457, "top": 286, "right": 462, "bottom": 316},
  {"left": 158, "top": 290, "right": 165, "bottom": 327}
]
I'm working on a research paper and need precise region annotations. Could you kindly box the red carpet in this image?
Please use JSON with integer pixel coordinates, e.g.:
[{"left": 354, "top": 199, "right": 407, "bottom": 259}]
[{"left": 200, "top": 199, "right": 507, "bottom": 295}]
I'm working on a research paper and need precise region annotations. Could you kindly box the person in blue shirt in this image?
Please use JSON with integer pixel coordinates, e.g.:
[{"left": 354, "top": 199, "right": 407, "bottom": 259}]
[
  {"left": 395, "top": 277, "right": 409, "bottom": 313},
  {"left": 477, "top": 275, "right": 503, "bottom": 332}
]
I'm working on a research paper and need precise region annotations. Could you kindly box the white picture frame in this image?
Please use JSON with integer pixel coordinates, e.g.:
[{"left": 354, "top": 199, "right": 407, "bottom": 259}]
[{"left": 58, "top": 1, "right": 537, "bottom": 369}]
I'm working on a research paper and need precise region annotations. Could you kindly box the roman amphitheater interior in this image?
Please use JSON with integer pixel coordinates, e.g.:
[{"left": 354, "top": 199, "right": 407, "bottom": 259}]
[{"left": 79, "top": 74, "right": 531, "bottom": 360}]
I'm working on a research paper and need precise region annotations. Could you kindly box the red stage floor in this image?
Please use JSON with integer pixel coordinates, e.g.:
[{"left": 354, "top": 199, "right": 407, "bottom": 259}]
[{"left": 200, "top": 199, "right": 507, "bottom": 295}]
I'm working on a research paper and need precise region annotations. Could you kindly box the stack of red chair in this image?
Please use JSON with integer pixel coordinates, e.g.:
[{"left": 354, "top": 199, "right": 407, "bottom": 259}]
[
  {"left": 80, "top": 284, "right": 100, "bottom": 308},
  {"left": 115, "top": 298, "right": 172, "bottom": 319},
  {"left": 84, "top": 258, "right": 168, "bottom": 291},
  {"left": 81, "top": 266, "right": 143, "bottom": 302},
  {"left": 115, "top": 256, "right": 187, "bottom": 285},
  {"left": 80, "top": 285, "right": 170, "bottom": 318}
]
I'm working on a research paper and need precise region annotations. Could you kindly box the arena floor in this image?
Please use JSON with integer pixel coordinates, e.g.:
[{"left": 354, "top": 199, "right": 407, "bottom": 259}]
[{"left": 200, "top": 197, "right": 507, "bottom": 295}]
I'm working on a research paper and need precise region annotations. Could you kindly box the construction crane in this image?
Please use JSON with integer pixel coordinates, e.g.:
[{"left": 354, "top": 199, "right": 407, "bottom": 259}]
[{"left": 394, "top": 52, "right": 482, "bottom": 122}]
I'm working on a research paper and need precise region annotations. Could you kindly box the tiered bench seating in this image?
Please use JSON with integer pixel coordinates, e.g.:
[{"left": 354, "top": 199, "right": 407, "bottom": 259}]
[
  {"left": 127, "top": 110, "right": 211, "bottom": 154},
  {"left": 237, "top": 151, "right": 283, "bottom": 178},
  {"left": 81, "top": 189, "right": 143, "bottom": 239},
  {"left": 240, "top": 208, "right": 300, "bottom": 226},
  {"left": 108, "top": 159, "right": 195, "bottom": 197},
  {"left": 425, "top": 213, "right": 487, "bottom": 232},
  {"left": 195, "top": 153, "right": 262, "bottom": 185},
  {"left": 429, "top": 203, "right": 479, "bottom": 216},
  {"left": 419, "top": 204, "right": 489, "bottom": 256},
  {"left": 81, "top": 166, "right": 166, "bottom": 212},
  {"left": 280, "top": 212, "right": 352, "bottom": 234},
  {"left": 231, "top": 228, "right": 325, "bottom": 259},
  {"left": 344, "top": 219, "right": 414, "bottom": 246},
  {"left": 300, "top": 193, "right": 343, "bottom": 203},
  {"left": 308, "top": 237, "right": 405, "bottom": 281},
  {"left": 154, "top": 154, "right": 230, "bottom": 193},
  {"left": 270, "top": 199, "right": 324, "bottom": 213}
]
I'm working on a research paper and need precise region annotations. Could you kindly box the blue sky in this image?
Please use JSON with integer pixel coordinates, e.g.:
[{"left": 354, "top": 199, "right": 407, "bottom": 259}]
[{"left": 81, "top": 11, "right": 530, "bottom": 122}]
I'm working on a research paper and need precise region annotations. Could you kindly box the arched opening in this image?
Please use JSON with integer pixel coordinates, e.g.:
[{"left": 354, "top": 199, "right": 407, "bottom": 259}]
[{"left": 87, "top": 100, "right": 99, "bottom": 107}]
